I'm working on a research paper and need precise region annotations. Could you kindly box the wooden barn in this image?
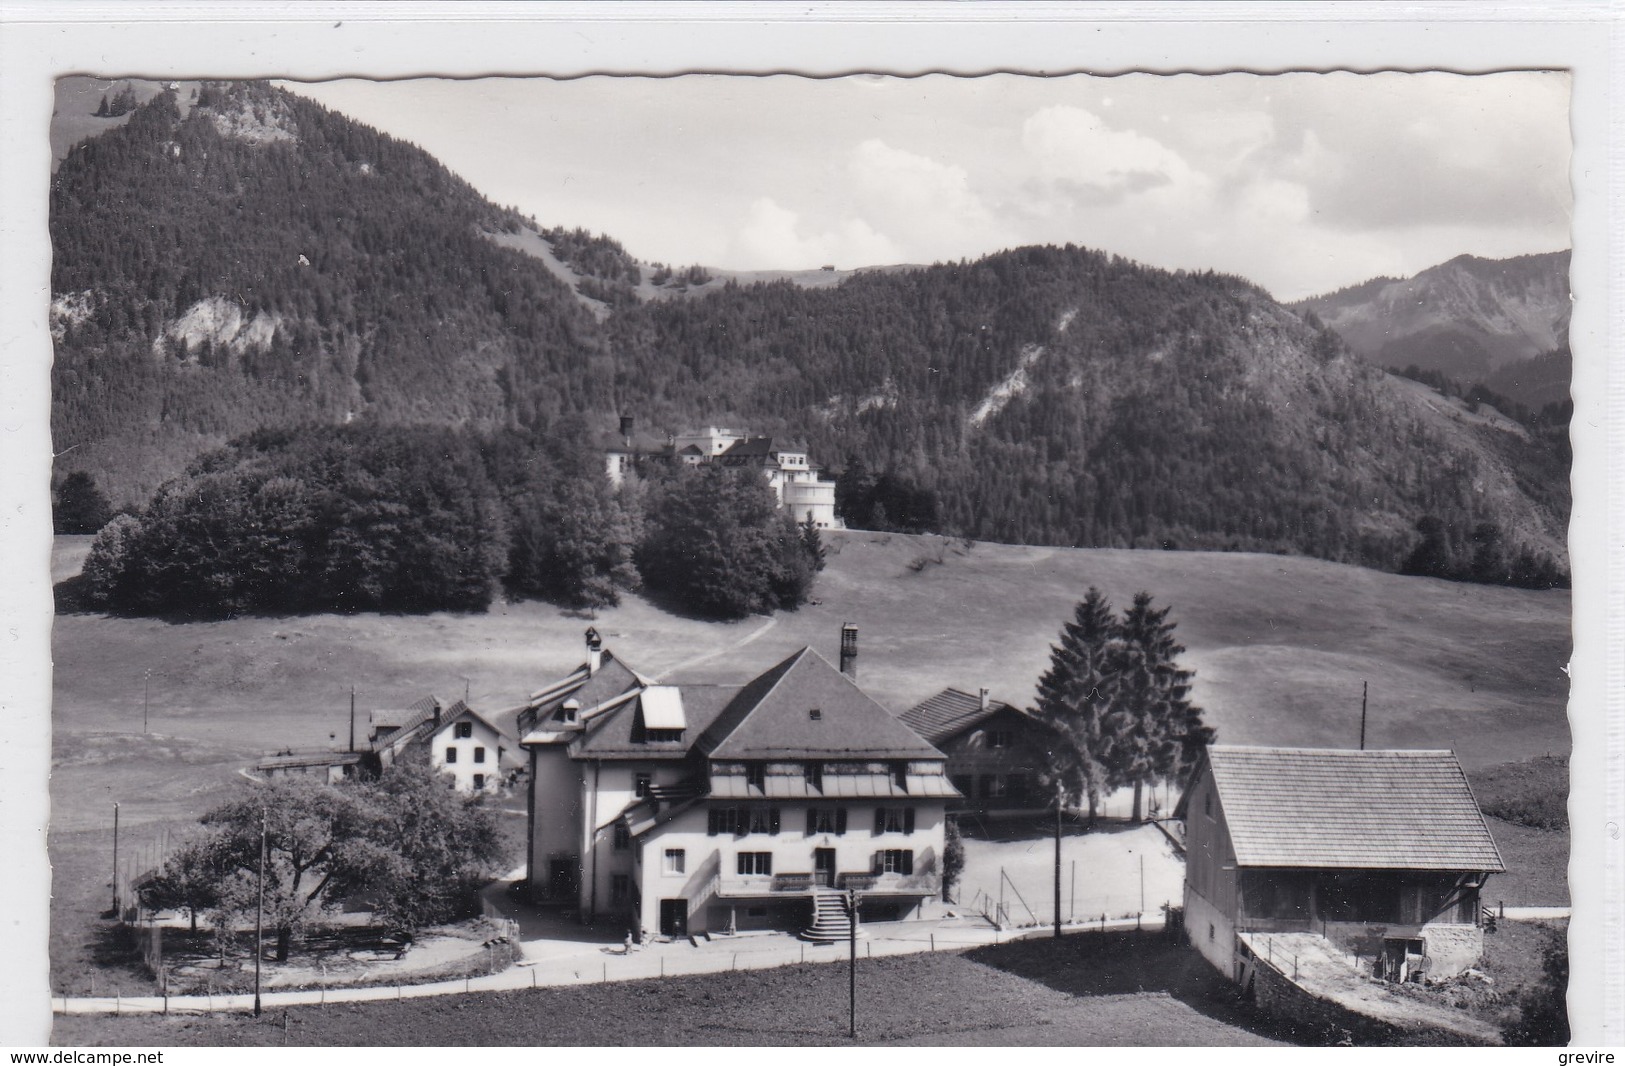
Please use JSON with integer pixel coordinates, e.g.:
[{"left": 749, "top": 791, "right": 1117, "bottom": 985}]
[
  {"left": 1178, "top": 746, "right": 1505, "bottom": 985},
  {"left": 899, "top": 687, "right": 1059, "bottom": 814}
]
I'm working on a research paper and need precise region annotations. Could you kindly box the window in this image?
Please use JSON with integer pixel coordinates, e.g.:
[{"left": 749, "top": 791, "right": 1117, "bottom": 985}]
[
  {"left": 635, "top": 773, "right": 652, "bottom": 798},
  {"left": 707, "top": 807, "right": 779, "bottom": 836},
  {"left": 806, "top": 808, "right": 847, "bottom": 836},
  {"left": 560, "top": 700, "right": 579, "bottom": 724},
  {"left": 1209, "top": 923, "right": 1216, "bottom": 942},
  {"left": 663, "top": 849, "right": 686, "bottom": 875},
  {"left": 988, "top": 730, "right": 1013, "bottom": 749},
  {"left": 610, "top": 874, "right": 630, "bottom": 905},
  {"left": 613, "top": 822, "right": 630, "bottom": 851},
  {"left": 804, "top": 763, "right": 823, "bottom": 791},
  {"left": 736, "top": 852, "right": 773, "bottom": 876},
  {"left": 455, "top": 721, "right": 473, "bottom": 739},
  {"left": 874, "top": 808, "right": 915, "bottom": 835},
  {"left": 892, "top": 763, "right": 909, "bottom": 791},
  {"left": 474, "top": 746, "right": 486, "bottom": 764},
  {"left": 873, "top": 849, "right": 914, "bottom": 876},
  {"left": 745, "top": 763, "right": 766, "bottom": 790},
  {"left": 645, "top": 729, "right": 683, "bottom": 743},
  {"left": 808, "top": 708, "right": 822, "bottom": 721},
  {"left": 473, "top": 774, "right": 485, "bottom": 790},
  {"left": 445, "top": 747, "right": 458, "bottom": 764}
]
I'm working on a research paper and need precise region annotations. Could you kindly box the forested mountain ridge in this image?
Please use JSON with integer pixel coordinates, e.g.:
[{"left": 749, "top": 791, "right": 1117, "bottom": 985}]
[
  {"left": 50, "top": 81, "right": 1569, "bottom": 582},
  {"left": 1292, "top": 251, "right": 1571, "bottom": 402}
]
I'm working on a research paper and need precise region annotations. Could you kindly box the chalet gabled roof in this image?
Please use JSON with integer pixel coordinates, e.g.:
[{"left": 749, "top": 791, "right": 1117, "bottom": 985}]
[
  {"left": 699, "top": 647, "right": 945, "bottom": 761},
  {"left": 1195, "top": 746, "right": 1505, "bottom": 872},
  {"left": 571, "top": 685, "right": 743, "bottom": 760},
  {"left": 898, "top": 687, "right": 1040, "bottom": 746},
  {"left": 719, "top": 436, "right": 779, "bottom": 459},
  {"left": 517, "top": 652, "right": 647, "bottom": 740},
  {"left": 434, "top": 700, "right": 516, "bottom": 747}
]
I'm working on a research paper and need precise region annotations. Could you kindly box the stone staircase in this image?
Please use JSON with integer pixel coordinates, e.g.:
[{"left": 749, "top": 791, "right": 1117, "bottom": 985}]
[{"left": 799, "top": 887, "right": 864, "bottom": 942}]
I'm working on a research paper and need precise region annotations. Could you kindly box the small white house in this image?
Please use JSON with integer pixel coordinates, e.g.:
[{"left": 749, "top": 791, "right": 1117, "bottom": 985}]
[{"left": 428, "top": 702, "right": 517, "bottom": 793}]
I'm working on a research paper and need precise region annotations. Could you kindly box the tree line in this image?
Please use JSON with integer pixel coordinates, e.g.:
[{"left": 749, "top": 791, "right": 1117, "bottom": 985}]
[
  {"left": 1032, "top": 588, "right": 1214, "bottom": 823},
  {"left": 72, "top": 421, "right": 823, "bottom": 620},
  {"left": 51, "top": 81, "right": 1571, "bottom": 591}
]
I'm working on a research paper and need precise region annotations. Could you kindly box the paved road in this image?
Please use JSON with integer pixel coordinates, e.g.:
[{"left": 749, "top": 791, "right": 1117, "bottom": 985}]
[{"left": 55, "top": 874, "right": 1161, "bottom": 1016}]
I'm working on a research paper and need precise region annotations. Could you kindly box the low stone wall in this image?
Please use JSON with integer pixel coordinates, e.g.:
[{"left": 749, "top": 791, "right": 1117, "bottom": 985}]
[{"left": 1323, "top": 920, "right": 1484, "bottom": 979}]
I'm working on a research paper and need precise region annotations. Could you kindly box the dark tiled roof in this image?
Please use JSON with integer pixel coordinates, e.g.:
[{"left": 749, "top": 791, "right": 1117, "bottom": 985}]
[
  {"left": 700, "top": 648, "right": 945, "bottom": 761},
  {"left": 572, "top": 685, "right": 743, "bottom": 759},
  {"left": 519, "top": 653, "right": 646, "bottom": 737},
  {"left": 1203, "top": 746, "right": 1505, "bottom": 872},
  {"left": 719, "top": 436, "right": 779, "bottom": 459},
  {"left": 899, "top": 687, "right": 1032, "bottom": 745}
]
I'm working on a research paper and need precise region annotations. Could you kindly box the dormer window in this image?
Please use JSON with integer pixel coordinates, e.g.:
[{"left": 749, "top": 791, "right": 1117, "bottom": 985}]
[
  {"left": 745, "top": 763, "right": 766, "bottom": 790},
  {"left": 560, "top": 699, "right": 580, "bottom": 724},
  {"left": 804, "top": 762, "right": 823, "bottom": 791},
  {"left": 892, "top": 762, "right": 909, "bottom": 792}
]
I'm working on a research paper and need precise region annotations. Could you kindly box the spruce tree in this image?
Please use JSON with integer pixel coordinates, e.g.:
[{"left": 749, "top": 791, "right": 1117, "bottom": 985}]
[
  {"left": 1111, "top": 592, "right": 1212, "bottom": 821},
  {"left": 1032, "top": 587, "right": 1118, "bottom": 824}
]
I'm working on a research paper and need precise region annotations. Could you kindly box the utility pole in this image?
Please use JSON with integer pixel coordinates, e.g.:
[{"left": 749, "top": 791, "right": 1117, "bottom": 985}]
[
  {"left": 143, "top": 671, "right": 150, "bottom": 734},
  {"left": 843, "top": 890, "right": 860, "bottom": 1038},
  {"left": 255, "top": 808, "right": 266, "bottom": 1017},
  {"left": 348, "top": 687, "right": 355, "bottom": 753},
  {"left": 1140, "top": 854, "right": 1145, "bottom": 915},
  {"left": 110, "top": 802, "right": 120, "bottom": 918},
  {"left": 1053, "top": 779, "right": 1063, "bottom": 938},
  {"left": 1359, "top": 681, "right": 1368, "bottom": 750}
]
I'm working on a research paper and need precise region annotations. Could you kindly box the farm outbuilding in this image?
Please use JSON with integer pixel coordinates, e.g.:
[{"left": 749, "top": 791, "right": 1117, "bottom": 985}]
[
  {"left": 1177, "top": 745, "right": 1505, "bottom": 987},
  {"left": 899, "top": 687, "right": 1060, "bottom": 815}
]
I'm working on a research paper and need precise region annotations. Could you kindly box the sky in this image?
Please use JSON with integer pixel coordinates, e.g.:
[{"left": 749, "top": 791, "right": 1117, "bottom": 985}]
[{"left": 281, "top": 70, "right": 1562, "bottom": 302}]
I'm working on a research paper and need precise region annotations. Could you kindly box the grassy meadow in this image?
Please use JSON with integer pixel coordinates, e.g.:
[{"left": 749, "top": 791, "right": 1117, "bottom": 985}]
[{"left": 47, "top": 530, "right": 1571, "bottom": 992}]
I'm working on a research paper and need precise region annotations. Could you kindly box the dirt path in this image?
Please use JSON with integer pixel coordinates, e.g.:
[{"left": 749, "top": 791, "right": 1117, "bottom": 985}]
[{"left": 651, "top": 617, "right": 778, "bottom": 681}]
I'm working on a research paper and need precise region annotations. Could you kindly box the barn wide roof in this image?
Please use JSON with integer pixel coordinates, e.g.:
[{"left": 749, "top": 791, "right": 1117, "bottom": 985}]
[{"left": 1203, "top": 746, "right": 1506, "bottom": 872}]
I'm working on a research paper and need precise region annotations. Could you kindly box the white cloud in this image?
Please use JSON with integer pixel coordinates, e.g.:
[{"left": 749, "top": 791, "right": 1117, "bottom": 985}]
[
  {"left": 1020, "top": 105, "right": 1201, "bottom": 203},
  {"left": 729, "top": 197, "right": 899, "bottom": 270}
]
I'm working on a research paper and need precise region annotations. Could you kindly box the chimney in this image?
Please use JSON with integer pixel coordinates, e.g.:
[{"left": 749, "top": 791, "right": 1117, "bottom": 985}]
[
  {"left": 839, "top": 623, "right": 858, "bottom": 680},
  {"left": 979, "top": 687, "right": 990, "bottom": 711},
  {"left": 585, "top": 627, "right": 603, "bottom": 675}
]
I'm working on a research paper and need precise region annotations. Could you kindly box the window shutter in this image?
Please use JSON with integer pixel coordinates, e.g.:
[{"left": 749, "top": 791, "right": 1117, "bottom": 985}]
[
  {"left": 806, "top": 809, "right": 817, "bottom": 836},
  {"left": 904, "top": 807, "right": 915, "bottom": 834},
  {"left": 770, "top": 808, "right": 781, "bottom": 835},
  {"left": 708, "top": 809, "right": 718, "bottom": 836},
  {"left": 874, "top": 809, "right": 886, "bottom": 836},
  {"left": 735, "top": 807, "right": 748, "bottom": 837},
  {"left": 903, "top": 851, "right": 914, "bottom": 876},
  {"left": 872, "top": 851, "right": 882, "bottom": 874},
  {"left": 835, "top": 808, "right": 847, "bottom": 835}
]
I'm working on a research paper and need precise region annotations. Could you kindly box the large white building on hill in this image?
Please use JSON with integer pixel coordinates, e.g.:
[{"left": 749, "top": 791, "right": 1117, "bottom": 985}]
[{"left": 603, "top": 420, "right": 842, "bottom": 530}]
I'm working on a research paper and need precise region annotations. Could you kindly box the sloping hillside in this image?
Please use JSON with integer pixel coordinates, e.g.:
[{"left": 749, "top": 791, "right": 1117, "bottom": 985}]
[
  {"left": 1294, "top": 251, "right": 1570, "bottom": 385},
  {"left": 49, "top": 81, "right": 1568, "bottom": 581}
]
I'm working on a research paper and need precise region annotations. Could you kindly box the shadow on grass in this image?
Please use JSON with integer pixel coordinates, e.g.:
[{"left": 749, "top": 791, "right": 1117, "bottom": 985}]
[
  {"left": 964, "top": 929, "right": 1313, "bottom": 1046},
  {"left": 955, "top": 811, "right": 1157, "bottom": 842}
]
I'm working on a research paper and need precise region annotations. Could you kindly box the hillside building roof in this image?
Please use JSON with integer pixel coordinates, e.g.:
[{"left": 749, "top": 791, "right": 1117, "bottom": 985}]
[
  {"left": 1184, "top": 745, "right": 1505, "bottom": 872},
  {"left": 899, "top": 686, "right": 1033, "bottom": 746}
]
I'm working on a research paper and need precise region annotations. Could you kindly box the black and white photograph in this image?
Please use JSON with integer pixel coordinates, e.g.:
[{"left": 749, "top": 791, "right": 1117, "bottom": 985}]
[{"left": 2, "top": 3, "right": 1617, "bottom": 1052}]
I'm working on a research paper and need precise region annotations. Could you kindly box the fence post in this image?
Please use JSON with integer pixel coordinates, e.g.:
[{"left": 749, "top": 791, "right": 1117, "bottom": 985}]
[
  {"left": 602, "top": 962, "right": 607, "bottom": 983},
  {"left": 930, "top": 934, "right": 935, "bottom": 952}
]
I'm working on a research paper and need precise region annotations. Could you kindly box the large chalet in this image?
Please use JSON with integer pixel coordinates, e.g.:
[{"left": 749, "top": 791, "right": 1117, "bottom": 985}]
[{"left": 517, "top": 627, "right": 957, "bottom": 940}]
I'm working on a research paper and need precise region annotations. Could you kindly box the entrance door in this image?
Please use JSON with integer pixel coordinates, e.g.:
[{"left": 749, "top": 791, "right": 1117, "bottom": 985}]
[
  {"left": 659, "top": 898, "right": 688, "bottom": 938},
  {"left": 548, "top": 858, "right": 579, "bottom": 902},
  {"left": 814, "top": 848, "right": 837, "bottom": 888}
]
